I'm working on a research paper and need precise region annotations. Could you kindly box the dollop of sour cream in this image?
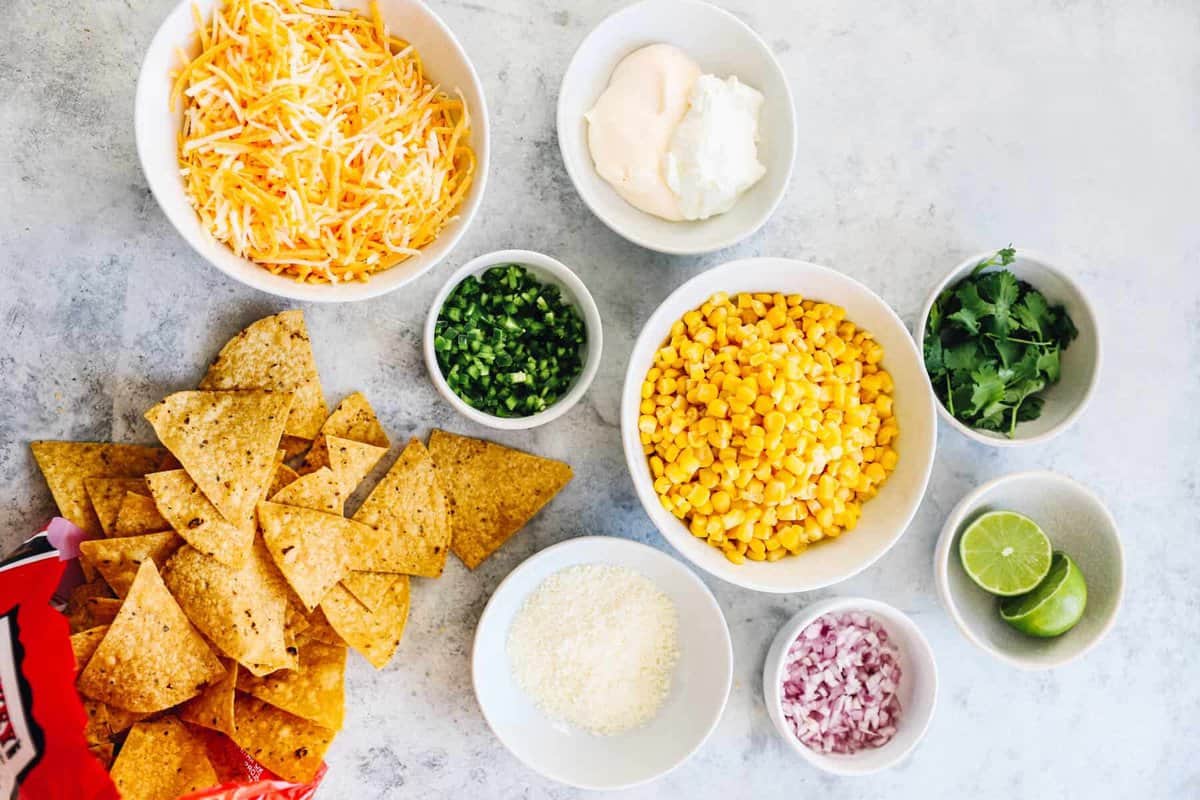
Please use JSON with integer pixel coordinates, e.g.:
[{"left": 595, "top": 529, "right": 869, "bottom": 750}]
[
  {"left": 666, "top": 75, "right": 766, "bottom": 220},
  {"left": 584, "top": 44, "right": 767, "bottom": 223},
  {"left": 584, "top": 44, "right": 700, "bottom": 221}
]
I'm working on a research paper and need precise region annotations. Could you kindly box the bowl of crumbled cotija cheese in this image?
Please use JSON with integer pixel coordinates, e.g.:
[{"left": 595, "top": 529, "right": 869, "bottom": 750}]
[{"left": 472, "top": 536, "right": 733, "bottom": 790}]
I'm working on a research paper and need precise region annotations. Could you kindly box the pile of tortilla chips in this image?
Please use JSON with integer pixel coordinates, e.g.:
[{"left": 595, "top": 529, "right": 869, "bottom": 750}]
[{"left": 32, "top": 310, "right": 573, "bottom": 798}]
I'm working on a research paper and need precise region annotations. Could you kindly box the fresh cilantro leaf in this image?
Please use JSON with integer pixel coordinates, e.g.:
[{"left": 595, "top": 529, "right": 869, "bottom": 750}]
[
  {"left": 1036, "top": 348, "right": 1061, "bottom": 382},
  {"left": 1012, "top": 292, "right": 1050, "bottom": 338},
  {"left": 991, "top": 335, "right": 1022, "bottom": 368},
  {"left": 968, "top": 365, "right": 1007, "bottom": 416},
  {"left": 944, "top": 341, "right": 980, "bottom": 371},
  {"left": 924, "top": 336, "right": 945, "bottom": 377}
]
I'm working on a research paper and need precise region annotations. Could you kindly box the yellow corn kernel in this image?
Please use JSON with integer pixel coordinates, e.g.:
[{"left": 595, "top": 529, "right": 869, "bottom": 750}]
[
  {"left": 746, "top": 547, "right": 767, "bottom": 561},
  {"left": 723, "top": 547, "right": 745, "bottom": 565},
  {"left": 687, "top": 485, "right": 711, "bottom": 508},
  {"left": 880, "top": 447, "right": 898, "bottom": 470},
  {"left": 711, "top": 491, "right": 732, "bottom": 514}
]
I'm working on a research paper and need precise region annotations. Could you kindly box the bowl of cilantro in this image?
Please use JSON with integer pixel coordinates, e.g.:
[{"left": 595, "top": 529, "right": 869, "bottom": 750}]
[
  {"left": 916, "top": 247, "right": 1100, "bottom": 446},
  {"left": 425, "top": 249, "right": 603, "bottom": 430}
]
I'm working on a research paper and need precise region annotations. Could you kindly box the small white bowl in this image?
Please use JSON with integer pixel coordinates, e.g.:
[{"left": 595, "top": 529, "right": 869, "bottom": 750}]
[
  {"left": 557, "top": 0, "right": 796, "bottom": 255},
  {"left": 135, "top": 0, "right": 489, "bottom": 303},
  {"left": 621, "top": 258, "right": 937, "bottom": 593},
  {"left": 934, "top": 471, "right": 1124, "bottom": 670},
  {"left": 763, "top": 597, "right": 938, "bottom": 776},
  {"left": 423, "top": 249, "right": 603, "bottom": 430},
  {"left": 472, "top": 536, "right": 733, "bottom": 790},
  {"left": 915, "top": 249, "right": 1101, "bottom": 446}
]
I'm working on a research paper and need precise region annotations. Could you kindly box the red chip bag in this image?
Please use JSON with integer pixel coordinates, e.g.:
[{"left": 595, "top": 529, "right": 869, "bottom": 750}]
[
  {"left": 0, "top": 527, "right": 116, "bottom": 800},
  {"left": 0, "top": 520, "right": 325, "bottom": 800}
]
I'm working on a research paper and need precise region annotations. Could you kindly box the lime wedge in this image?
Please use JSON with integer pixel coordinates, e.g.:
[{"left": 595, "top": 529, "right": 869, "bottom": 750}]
[
  {"left": 1000, "top": 552, "right": 1088, "bottom": 637},
  {"left": 958, "top": 511, "right": 1052, "bottom": 596}
]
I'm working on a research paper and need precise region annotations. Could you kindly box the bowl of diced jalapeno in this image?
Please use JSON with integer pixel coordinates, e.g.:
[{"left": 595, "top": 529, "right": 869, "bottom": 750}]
[{"left": 424, "top": 249, "right": 603, "bottom": 429}]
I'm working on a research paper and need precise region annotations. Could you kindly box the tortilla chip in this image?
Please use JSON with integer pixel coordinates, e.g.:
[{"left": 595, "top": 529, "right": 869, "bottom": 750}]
[
  {"left": 144, "top": 390, "right": 293, "bottom": 534},
  {"left": 237, "top": 639, "right": 345, "bottom": 729},
  {"left": 269, "top": 461, "right": 302, "bottom": 498},
  {"left": 231, "top": 694, "right": 334, "bottom": 784},
  {"left": 352, "top": 438, "right": 450, "bottom": 578},
  {"left": 80, "top": 532, "right": 182, "bottom": 598},
  {"left": 112, "top": 492, "right": 171, "bottom": 537},
  {"left": 84, "top": 477, "right": 149, "bottom": 537},
  {"left": 110, "top": 717, "right": 219, "bottom": 800},
  {"left": 320, "top": 392, "right": 389, "bottom": 448},
  {"left": 89, "top": 740, "right": 115, "bottom": 770},
  {"left": 65, "top": 579, "right": 115, "bottom": 632},
  {"left": 301, "top": 607, "right": 345, "bottom": 647},
  {"left": 163, "top": 540, "right": 292, "bottom": 676},
  {"left": 428, "top": 430, "right": 573, "bottom": 569},
  {"left": 278, "top": 435, "right": 312, "bottom": 461},
  {"left": 320, "top": 578, "right": 409, "bottom": 669},
  {"left": 179, "top": 659, "right": 238, "bottom": 736},
  {"left": 303, "top": 435, "right": 386, "bottom": 494},
  {"left": 258, "top": 501, "right": 354, "bottom": 610},
  {"left": 30, "top": 442, "right": 165, "bottom": 536},
  {"left": 269, "top": 467, "right": 344, "bottom": 515},
  {"left": 86, "top": 597, "right": 123, "bottom": 626},
  {"left": 77, "top": 561, "right": 224, "bottom": 713},
  {"left": 71, "top": 625, "right": 109, "bottom": 671},
  {"left": 340, "top": 571, "right": 398, "bottom": 610},
  {"left": 81, "top": 698, "right": 111, "bottom": 747},
  {"left": 146, "top": 469, "right": 254, "bottom": 568},
  {"left": 199, "top": 311, "right": 327, "bottom": 440}
]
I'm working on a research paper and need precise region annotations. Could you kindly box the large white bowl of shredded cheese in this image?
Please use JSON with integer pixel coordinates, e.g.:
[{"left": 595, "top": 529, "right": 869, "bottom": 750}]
[
  {"left": 472, "top": 536, "right": 732, "bottom": 790},
  {"left": 135, "top": 0, "right": 489, "bottom": 302}
]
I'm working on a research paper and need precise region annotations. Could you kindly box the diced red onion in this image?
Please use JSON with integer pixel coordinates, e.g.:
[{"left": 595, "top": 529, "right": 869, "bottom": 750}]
[{"left": 779, "top": 612, "right": 903, "bottom": 755}]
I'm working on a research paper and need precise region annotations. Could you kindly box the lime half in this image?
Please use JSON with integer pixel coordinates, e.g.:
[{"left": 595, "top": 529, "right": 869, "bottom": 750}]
[
  {"left": 958, "top": 511, "right": 1052, "bottom": 596},
  {"left": 1000, "top": 552, "right": 1088, "bottom": 637}
]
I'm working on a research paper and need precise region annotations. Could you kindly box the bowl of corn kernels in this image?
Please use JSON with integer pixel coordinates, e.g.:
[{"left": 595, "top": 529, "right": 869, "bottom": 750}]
[{"left": 621, "top": 257, "right": 937, "bottom": 593}]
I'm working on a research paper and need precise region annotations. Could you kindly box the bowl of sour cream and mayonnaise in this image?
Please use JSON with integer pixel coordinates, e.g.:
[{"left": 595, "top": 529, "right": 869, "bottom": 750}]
[{"left": 557, "top": 0, "right": 796, "bottom": 255}]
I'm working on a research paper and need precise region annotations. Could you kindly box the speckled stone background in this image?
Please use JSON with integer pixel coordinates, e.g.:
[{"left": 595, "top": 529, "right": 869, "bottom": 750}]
[{"left": 2, "top": 0, "right": 1198, "bottom": 797}]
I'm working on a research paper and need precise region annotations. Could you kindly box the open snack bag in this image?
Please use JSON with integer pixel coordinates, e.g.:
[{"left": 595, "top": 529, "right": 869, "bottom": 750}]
[{"left": 0, "top": 518, "right": 325, "bottom": 800}]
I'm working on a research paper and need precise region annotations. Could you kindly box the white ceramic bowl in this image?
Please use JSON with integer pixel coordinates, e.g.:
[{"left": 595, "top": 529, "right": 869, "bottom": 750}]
[
  {"left": 423, "top": 250, "right": 603, "bottom": 430},
  {"left": 934, "top": 471, "right": 1124, "bottom": 670},
  {"left": 621, "top": 258, "right": 937, "bottom": 593},
  {"left": 763, "top": 597, "right": 938, "bottom": 776},
  {"left": 557, "top": 0, "right": 796, "bottom": 255},
  {"left": 472, "top": 536, "right": 732, "bottom": 790},
  {"left": 135, "top": 0, "right": 489, "bottom": 302},
  {"left": 915, "top": 249, "right": 1101, "bottom": 446}
]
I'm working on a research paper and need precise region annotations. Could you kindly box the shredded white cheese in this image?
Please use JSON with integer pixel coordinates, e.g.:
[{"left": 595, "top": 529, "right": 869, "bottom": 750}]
[{"left": 506, "top": 564, "right": 680, "bottom": 736}]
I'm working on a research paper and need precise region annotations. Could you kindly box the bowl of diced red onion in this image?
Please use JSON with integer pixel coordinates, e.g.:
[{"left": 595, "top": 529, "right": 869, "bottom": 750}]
[{"left": 763, "top": 597, "right": 938, "bottom": 775}]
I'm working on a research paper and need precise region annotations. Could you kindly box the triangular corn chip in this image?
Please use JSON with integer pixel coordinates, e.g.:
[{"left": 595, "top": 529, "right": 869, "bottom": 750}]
[
  {"left": 199, "top": 311, "right": 327, "bottom": 440},
  {"left": 352, "top": 438, "right": 450, "bottom": 578},
  {"left": 231, "top": 694, "right": 333, "bottom": 784},
  {"left": 147, "top": 470, "right": 254, "bottom": 568},
  {"left": 268, "top": 460, "right": 302, "bottom": 498},
  {"left": 339, "top": 571, "right": 397, "bottom": 610},
  {"left": 257, "top": 501, "right": 355, "bottom": 610},
  {"left": 163, "top": 540, "right": 292, "bottom": 676},
  {"left": 84, "top": 477, "right": 149, "bottom": 537},
  {"left": 320, "top": 392, "right": 389, "bottom": 448},
  {"left": 428, "top": 430, "right": 573, "bottom": 569},
  {"left": 269, "top": 466, "right": 344, "bottom": 515},
  {"left": 301, "top": 607, "right": 345, "bottom": 647},
  {"left": 278, "top": 434, "right": 312, "bottom": 461},
  {"left": 113, "top": 492, "right": 170, "bottom": 537},
  {"left": 303, "top": 435, "right": 386, "bottom": 494},
  {"left": 77, "top": 561, "right": 224, "bottom": 713},
  {"left": 179, "top": 659, "right": 238, "bottom": 736},
  {"left": 320, "top": 578, "right": 409, "bottom": 669},
  {"left": 144, "top": 390, "right": 293, "bottom": 533},
  {"left": 80, "top": 532, "right": 182, "bottom": 597},
  {"left": 71, "top": 625, "right": 109, "bottom": 671},
  {"left": 65, "top": 579, "right": 114, "bottom": 633},
  {"left": 110, "top": 717, "right": 218, "bottom": 800},
  {"left": 31, "top": 442, "right": 165, "bottom": 535},
  {"left": 236, "top": 639, "right": 345, "bottom": 729}
]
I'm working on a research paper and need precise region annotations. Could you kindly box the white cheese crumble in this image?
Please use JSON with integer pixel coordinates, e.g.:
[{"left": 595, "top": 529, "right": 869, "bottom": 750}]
[{"left": 506, "top": 563, "right": 680, "bottom": 735}]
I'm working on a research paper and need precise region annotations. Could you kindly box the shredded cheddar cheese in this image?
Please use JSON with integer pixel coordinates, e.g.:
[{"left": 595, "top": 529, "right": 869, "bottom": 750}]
[{"left": 174, "top": 0, "right": 475, "bottom": 283}]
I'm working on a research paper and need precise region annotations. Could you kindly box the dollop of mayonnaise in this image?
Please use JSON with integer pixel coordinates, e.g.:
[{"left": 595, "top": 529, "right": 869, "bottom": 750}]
[
  {"left": 584, "top": 44, "right": 700, "bottom": 221},
  {"left": 665, "top": 75, "right": 767, "bottom": 221}
]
